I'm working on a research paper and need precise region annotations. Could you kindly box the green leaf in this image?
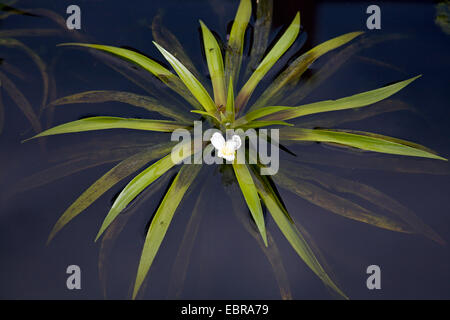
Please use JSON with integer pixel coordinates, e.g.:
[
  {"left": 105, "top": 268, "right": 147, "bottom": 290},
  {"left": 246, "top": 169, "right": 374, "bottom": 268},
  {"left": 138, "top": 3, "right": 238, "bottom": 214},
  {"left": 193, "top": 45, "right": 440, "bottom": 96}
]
[
  {"left": 59, "top": 42, "right": 171, "bottom": 79},
  {"left": 250, "top": 31, "right": 363, "bottom": 110},
  {"left": 327, "top": 129, "right": 439, "bottom": 156},
  {"left": 244, "top": 0, "right": 273, "bottom": 80},
  {"left": 263, "top": 76, "right": 422, "bottom": 121},
  {"left": 235, "top": 12, "right": 300, "bottom": 113},
  {"left": 226, "top": 76, "right": 235, "bottom": 120},
  {"left": 48, "top": 90, "right": 194, "bottom": 122},
  {"left": 25, "top": 116, "right": 191, "bottom": 141},
  {"left": 239, "top": 120, "right": 293, "bottom": 129},
  {"left": 224, "top": 0, "right": 252, "bottom": 89},
  {"left": 234, "top": 106, "right": 293, "bottom": 127},
  {"left": 232, "top": 163, "right": 268, "bottom": 246},
  {"left": 281, "top": 34, "right": 410, "bottom": 106},
  {"left": 133, "top": 164, "right": 201, "bottom": 299},
  {"left": 59, "top": 43, "right": 203, "bottom": 110},
  {"left": 153, "top": 41, "right": 217, "bottom": 114},
  {"left": 252, "top": 170, "right": 348, "bottom": 299},
  {"left": 99, "top": 172, "right": 173, "bottom": 298},
  {"left": 248, "top": 139, "right": 413, "bottom": 236},
  {"left": 225, "top": 177, "right": 292, "bottom": 300},
  {"left": 190, "top": 110, "right": 220, "bottom": 122},
  {"left": 200, "top": 20, "right": 226, "bottom": 107},
  {"left": 96, "top": 143, "right": 194, "bottom": 242},
  {"left": 47, "top": 143, "right": 174, "bottom": 244},
  {"left": 151, "top": 13, "right": 204, "bottom": 82},
  {"left": 279, "top": 128, "right": 447, "bottom": 161},
  {"left": 295, "top": 98, "right": 413, "bottom": 129}
]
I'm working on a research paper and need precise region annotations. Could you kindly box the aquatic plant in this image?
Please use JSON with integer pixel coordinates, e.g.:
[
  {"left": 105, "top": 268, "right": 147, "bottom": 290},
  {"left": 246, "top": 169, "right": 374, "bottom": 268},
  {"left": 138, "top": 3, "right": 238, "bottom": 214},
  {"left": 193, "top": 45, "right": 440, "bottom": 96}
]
[
  {"left": 436, "top": 0, "right": 450, "bottom": 35},
  {"left": 0, "top": 3, "right": 51, "bottom": 135},
  {"left": 25, "top": 0, "right": 447, "bottom": 299}
]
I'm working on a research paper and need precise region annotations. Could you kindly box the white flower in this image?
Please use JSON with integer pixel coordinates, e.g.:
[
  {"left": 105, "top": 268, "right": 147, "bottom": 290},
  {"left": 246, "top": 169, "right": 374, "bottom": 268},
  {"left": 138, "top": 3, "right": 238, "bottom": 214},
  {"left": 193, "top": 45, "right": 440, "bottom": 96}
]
[{"left": 210, "top": 132, "right": 242, "bottom": 162}]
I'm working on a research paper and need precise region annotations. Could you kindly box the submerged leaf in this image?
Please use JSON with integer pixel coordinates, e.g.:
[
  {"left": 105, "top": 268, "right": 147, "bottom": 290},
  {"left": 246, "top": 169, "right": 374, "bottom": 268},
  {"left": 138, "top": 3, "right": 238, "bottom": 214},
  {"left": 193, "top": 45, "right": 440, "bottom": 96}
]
[
  {"left": 59, "top": 43, "right": 203, "bottom": 110},
  {"left": 0, "top": 81, "right": 4, "bottom": 133},
  {"left": 0, "top": 3, "right": 36, "bottom": 18},
  {"left": 232, "top": 163, "right": 268, "bottom": 246},
  {"left": 282, "top": 33, "right": 409, "bottom": 105},
  {"left": 295, "top": 99, "right": 413, "bottom": 129},
  {"left": 262, "top": 76, "right": 421, "bottom": 121},
  {"left": 250, "top": 31, "right": 363, "bottom": 110},
  {"left": 10, "top": 138, "right": 171, "bottom": 196},
  {"left": 59, "top": 42, "right": 171, "bottom": 77},
  {"left": 0, "top": 38, "right": 49, "bottom": 110},
  {"left": 280, "top": 128, "right": 447, "bottom": 160},
  {"left": 168, "top": 180, "right": 209, "bottom": 299},
  {"left": 48, "top": 90, "right": 194, "bottom": 122},
  {"left": 273, "top": 171, "right": 411, "bottom": 233},
  {"left": 256, "top": 130, "right": 438, "bottom": 235},
  {"left": 293, "top": 150, "right": 450, "bottom": 175},
  {"left": 282, "top": 160, "right": 445, "bottom": 244},
  {"left": 225, "top": 0, "right": 252, "bottom": 89},
  {"left": 244, "top": 0, "right": 273, "bottom": 80},
  {"left": 47, "top": 143, "right": 174, "bottom": 243},
  {"left": 0, "top": 71, "right": 41, "bottom": 133},
  {"left": 25, "top": 116, "right": 191, "bottom": 141},
  {"left": 96, "top": 142, "right": 195, "bottom": 241},
  {"left": 133, "top": 164, "right": 201, "bottom": 299},
  {"left": 235, "top": 12, "right": 300, "bottom": 113},
  {"left": 226, "top": 180, "right": 292, "bottom": 300},
  {"left": 99, "top": 172, "right": 173, "bottom": 298},
  {"left": 151, "top": 13, "right": 204, "bottom": 82},
  {"left": 84, "top": 46, "right": 186, "bottom": 109},
  {"left": 0, "top": 60, "right": 27, "bottom": 80},
  {"left": 0, "top": 28, "right": 61, "bottom": 38},
  {"left": 11, "top": 158, "right": 118, "bottom": 197},
  {"left": 200, "top": 20, "right": 226, "bottom": 107},
  {"left": 252, "top": 170, "right": 348, "bottom": 299}
]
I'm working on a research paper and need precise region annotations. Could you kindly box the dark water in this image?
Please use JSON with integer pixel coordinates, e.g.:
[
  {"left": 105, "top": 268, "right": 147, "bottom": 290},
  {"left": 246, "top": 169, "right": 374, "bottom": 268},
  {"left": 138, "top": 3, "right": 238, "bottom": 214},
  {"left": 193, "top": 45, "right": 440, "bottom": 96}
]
[{"left": 0, "top": 0, "right": 449, "bottom": 299}]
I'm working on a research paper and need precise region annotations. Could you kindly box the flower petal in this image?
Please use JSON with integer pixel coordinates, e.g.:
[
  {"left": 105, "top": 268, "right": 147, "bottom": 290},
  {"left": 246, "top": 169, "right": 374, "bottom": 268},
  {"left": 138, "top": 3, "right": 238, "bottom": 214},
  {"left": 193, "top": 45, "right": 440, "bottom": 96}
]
[
  {"left": 211, "top": 132, "right": 225, "bottom": 150},
  {"left": 224, "top": 153, "right": 235, "bottom": 162},
  {"left": 224, "top": 140, "right": 237, "bottom": 153},
  {"left": 231, "top": 134, "right": 242, "bottom": 150}
]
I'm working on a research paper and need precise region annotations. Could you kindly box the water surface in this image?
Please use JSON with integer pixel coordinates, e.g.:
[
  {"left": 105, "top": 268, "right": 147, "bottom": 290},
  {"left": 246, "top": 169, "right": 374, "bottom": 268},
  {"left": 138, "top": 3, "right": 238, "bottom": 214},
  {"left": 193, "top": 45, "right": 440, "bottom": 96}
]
[{"left": 0, "top": 0, "right": 449, "bottom": 299}]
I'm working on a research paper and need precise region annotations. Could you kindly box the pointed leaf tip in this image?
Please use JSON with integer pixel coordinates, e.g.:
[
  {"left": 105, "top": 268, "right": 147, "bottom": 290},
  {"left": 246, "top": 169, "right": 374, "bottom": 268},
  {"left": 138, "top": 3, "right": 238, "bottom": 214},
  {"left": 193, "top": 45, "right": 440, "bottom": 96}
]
[
  {"left": 235, "top": 10, "right": 301, "bottom": 112},
  {"left": 200, "top": 20, "right": 226, "bottom": 107},
  {"left": 153, "top": 41, "right": 217, "bottom": 113}
]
